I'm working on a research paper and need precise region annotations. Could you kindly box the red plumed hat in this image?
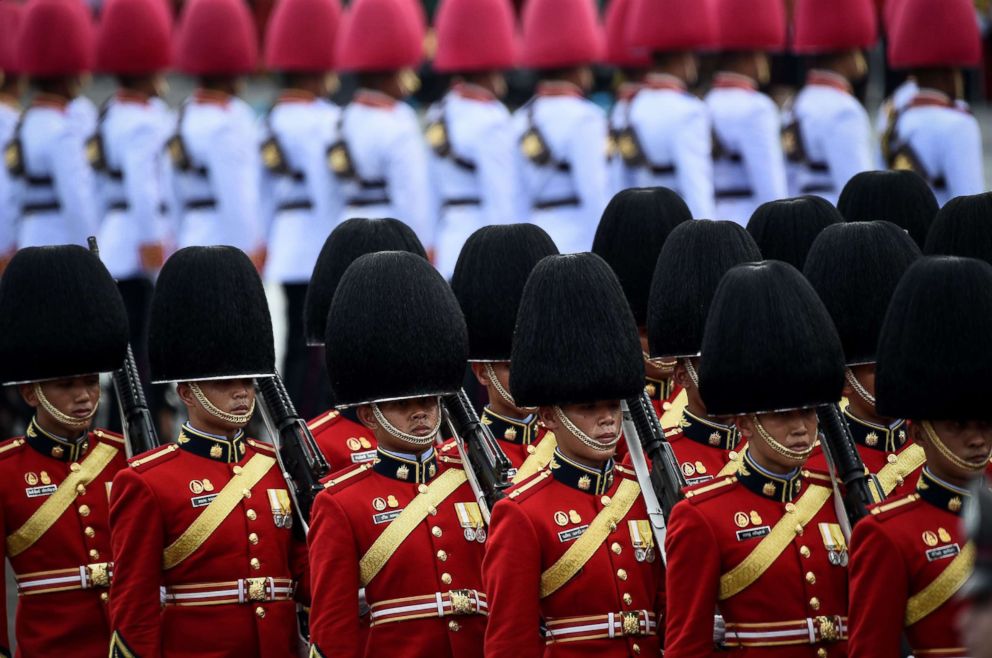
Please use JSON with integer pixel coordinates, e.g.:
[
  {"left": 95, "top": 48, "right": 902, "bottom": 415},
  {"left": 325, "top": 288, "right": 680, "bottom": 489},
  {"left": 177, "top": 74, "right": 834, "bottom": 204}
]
[
  {"left": 264, "top": 0, "right": 341, "bottom": 72},
  {"left": 336, "top": 0, "right": 425, "bottom": 72},
  {"left": 626, "top": 0, "right": 717, "bottom": 54},
  {"left": 175, "top": 0, "right": 258, "bottom": 76},
  {"left": 713, "top": 0, "right": 786, "bottom": 51},
  {"left": 18, "top": 0, "right": 94, "bottom": 76},
  {"left": 0, "top": 1, "right": 24, "bottom": 75},
  {"left": 96, "top": 0, "right": 172, "bottom": 75},
  {"left": 888, "top": 0, "right": 980, "bottom": 69},
  {"left": 433, "top": 0, "right": 516, "bottom": 73},
  {"left": 520, "top": 0, "right": 604, "bottom": 69},
  {"left": 882, "top": 0, "right": 905, "bottom": 32},
  {"left": 605, "top": 0, "right": 649, "bottom": 67},
  {"left": 793, "top": 0, "right": 877, "bottom": 53}
]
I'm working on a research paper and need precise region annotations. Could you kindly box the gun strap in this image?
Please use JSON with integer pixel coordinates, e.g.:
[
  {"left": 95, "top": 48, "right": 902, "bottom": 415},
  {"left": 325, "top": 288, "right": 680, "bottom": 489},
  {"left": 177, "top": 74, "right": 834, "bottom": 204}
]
[
  {"left": 359, "top": 468, "right": 467, "bottom": 586},
  {"left": 7, "top": 442, "right": 120, "bottom": 557},
  {"left": 512, "top": 432, "right": 558, "bottom": 484},
  {"left": 905, "top": 542, "right": 974, "bottom": 626},
  {"left": 876, "top": 444, "right": 926, "bottom": 497}
]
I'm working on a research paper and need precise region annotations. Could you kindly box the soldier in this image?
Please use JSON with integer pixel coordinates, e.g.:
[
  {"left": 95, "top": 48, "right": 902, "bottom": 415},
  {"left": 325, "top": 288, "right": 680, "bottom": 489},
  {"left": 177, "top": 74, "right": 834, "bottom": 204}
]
[
  {"left": 746, "top": 196, "right": 842, "bottom": 270},
  {"left": 428, "top": 0, "right": 518, "bottom": 279},
  {"left": 261, "top": 0, "right": 344, "bottom": 414},
  {"left": 108, "top": 247, "right": 308, "bottom": 657},
  {"left": 169, "top": 0, "right": 265, "bottom": 265},
  {"left": 848, "top": 256, "right": 992, "bottom": 658},
  {"left": 960, "top": 485, "right": 992, "bottom": 658},
  {"left": 622, "top": 0, "right": 717, "bottom": 218},
  {"left": 0, "top": 245, "right": 130, "bottom": 656},
  {"left": 837, "top": 169, "right": 938, "bottom": 249},
  {"left": 884, "top": 0, "right": 985, "bottom": 205},
  {"left": 646, "top": 220, "right": 762, "bottom": 483},
  {"left": 450, "top": 223, "right": 559, "bottom": 473},
  {"left": 0, "top": 0, "right": 23, "bottom": 268},
  {"left": 302, "top": 217, "right": 427, "bottom": 466},
  {"left": 308, "top": 251, "right": 487, "bottom": 658},
  {"left": 513, "top": 0, "right": 608, "bottom": 255},
  {"left": 706, "top": 0, "right": 788, "bottom": 226},
  {"left": 332, "top": 0, "right": 432, "bottom": 251},
  {"left": 665, "top": 260, "right": 850, "bottom": 658},
  {"left": 803, "top": 221, "right": 922, "bottom": 499},
  {"left": 924, "top": 192, "right": 992, "bottom": 266},
  {"left": 783, "top": 0, "right": 876, "bottom": 204}
]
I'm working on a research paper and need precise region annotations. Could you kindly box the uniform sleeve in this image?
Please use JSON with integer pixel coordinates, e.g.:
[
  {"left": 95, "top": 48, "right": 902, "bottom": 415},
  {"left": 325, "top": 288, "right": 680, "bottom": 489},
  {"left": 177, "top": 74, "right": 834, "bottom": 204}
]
[
  {"left": 942, "top": 114, "right": 985, "bottom": 199},
  {"left": 821, "top": 105, "right": 873, "bottom": 194},
  {"left": 386, "top": 117, "right": 434, "bottom": 250},
  {"left": 49, "top": 120, "right": 98, "bottom": 246},
  {"left": 483, "top": 499, "right": 544, "bottom": 658},
  {"left": 307, "top": 491, "right": 362, "bottom": 658},
  {"left": 207, "top": 116, "right": 263, "bottom": 253},
  {"left": 122, "top": 121, "right": 166, "bottom": 248},
  {"left": 108, "top": 468, "right": 165, "bottom": 658},
  {"left": 847, "top": 518, "right": 907, "bottom": 658},
  {"left": 511, "top": 114, "right": 533, "bottom": 226},
  {"left": 568, "top": 109, "right": 610, "bottom": 250},
  {"left": 302, "top": 115, "right": 343, "bottom": 236},
  {"left": 476, "top": 114, "right": 520, "bottom": 226},
  {"left": 663, "top": 501, "right": 721, "bottom": 658},
  {"left": 740, "top": 101, "right": 788, "bottom": 206},
  {"left": 672, "top": 105, "right": 715, "bottom": 219}
]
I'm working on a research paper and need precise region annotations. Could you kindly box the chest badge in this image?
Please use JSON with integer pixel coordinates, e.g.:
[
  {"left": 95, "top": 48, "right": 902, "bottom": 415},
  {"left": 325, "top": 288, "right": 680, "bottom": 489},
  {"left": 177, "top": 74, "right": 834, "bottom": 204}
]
[
  {"left": 554, "top": 511, "right": 569, "bottom": 527},
  {"left": 372, "top": 497, "right": 387, "bottom": 511},
  {"left": 578, "top": 475, "right": 591, "bottom": 491},
  {"left": 819, "top": 523, "right": 849, "bottom": 566},
  {"left": 938, "top": 527, "right": 952, "bottom": 543},
  {"left": 268, "top": 489, "right": 293, "bottom": 529},
  {"left": 734, "top": 512, "right": 749, "bottom": 528},
  {"left": 24, "top": 472, "right": 37, "bottom": 486},
  {"left": 628, "top": 519, "right": 656, "bottom": 563},
  {"left": 922, "top": 531, "right": 939, "bottom": 547},
  {"left": 455, "top": 502, "right": 486, "bottom": 543},
  {"left": 569, "top": 510, "right": 582, "bottom": 524}
]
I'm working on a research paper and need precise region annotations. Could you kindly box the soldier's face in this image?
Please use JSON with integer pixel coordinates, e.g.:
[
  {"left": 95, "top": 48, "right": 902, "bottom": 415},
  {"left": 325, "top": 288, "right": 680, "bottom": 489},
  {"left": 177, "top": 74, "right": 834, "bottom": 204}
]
[
  {"left": 179, "top": 378, "right": 255, "bottom": 434},
  {"left": 359, "top": 397, "right": 440, "bottom": 451},
  {"left": 842, "top": 364, "right": 886, "bottom": 424},
  {"left": 738, "top": 409, "right": 817, "bottom": 473},
  {"left": 914, "top": 419, "right": 992, "bottom": 483},
  {"left": 542, "top": 401, "right": 622, "bottom": 466},
  {"left": 21, "top": 375, "right": 100, "bottom": 436},
  {"left": 640, "top": 330, "right": 672, "bottom": 381}
]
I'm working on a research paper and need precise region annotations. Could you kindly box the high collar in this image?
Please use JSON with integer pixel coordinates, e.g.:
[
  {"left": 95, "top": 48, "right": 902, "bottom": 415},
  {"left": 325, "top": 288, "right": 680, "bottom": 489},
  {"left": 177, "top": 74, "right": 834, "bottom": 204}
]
[
  {"left": 31, "top": 93, "right": 69, "bottom": 111},
  {"left": 644, "top": 376, "right": 675, "bottom": 402},
  {"left": 843, "top": 409, "right": 907, "bottom": 453},
  {"left": 177, "top": 423, "right": 247, "bottom": 463},
  {"left": 25, "top": 417, "right": 89, "bottom": 462},
  {"left": 481, "top": 408, "right": 540, "bottom": 445},
  {"left": 909, "top": 89, "right": 954, "bottom": 109},
  {"left": 452, "top": 82, "right": 496, "bottom": 102},
  {"left": 276, "top": 89, "right": 317, "bottom": 104},
  {"left": 116, "top": 88, "right": 152, "bottom": 105},
  {"left": 806, "top": 69, "right": 852, "bottom": 94},
  {"left": 536, "top": 81, "right": 585, "bottom": 98},
  {"left": 372, "top": 447, "right": 438, "bottom": 484},
  {"left": 193, "top": 88, "right": 231, "bottom": 106},
  {"left": 616, "top": 81, "right": 643, "bottom": 102},
  {"left": 917, "top": 469, "right": 970, "bottom": 515},
  {"left": 713, "top": 72, "right": 758, "bottom": 91},
  {"left": 549, "top": 448, "right": 615, "bottom": 495},
  {"left": 353, "top": 88, "right": 398, "bottom": 108},
  {"left": 678, "top": 409, "right": 739, "bottom": 451},
  {"left": 645, "top": 73, "right": 687, "bottom": 92},
  {"left": 737, "top": 449, "right": 804, "bottom": 503}
]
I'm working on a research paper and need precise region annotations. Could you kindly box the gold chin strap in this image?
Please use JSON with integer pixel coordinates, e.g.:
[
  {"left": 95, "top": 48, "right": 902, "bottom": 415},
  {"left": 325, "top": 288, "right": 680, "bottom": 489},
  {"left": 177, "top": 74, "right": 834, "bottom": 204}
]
[
  {"left": 683, "top": 358, "right": 700, "bottom": 388},
  {"left": 188, "top": 382, "right": 255, "bottom": 426},
  {"left": 844, "top": 369, "right": 876, "bottom": 407},
  {"left": 483, "top": 362, "right": 536, "bottom": 412},
  {"left": 371, "top": 399, "right": 442, "bottom": 447},
  {"left": 921, "top": 420, "right": 992, "bottom": 473},
  {"left": 33, "top": 383, "right": 98, "bottom": 431},
  {"left": 750, "top": 414, "right": 814, "bottom": 465},
  {"left": 553, "top": 406, "right": 620, "bottom": 453}
]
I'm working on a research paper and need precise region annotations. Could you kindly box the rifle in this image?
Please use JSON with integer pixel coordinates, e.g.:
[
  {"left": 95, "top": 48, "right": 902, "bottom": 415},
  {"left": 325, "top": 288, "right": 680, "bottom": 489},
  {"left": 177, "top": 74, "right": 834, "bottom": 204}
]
[
  {"left": 87, "top": 237, "right": 159, "bottom": 457},
  {"left": 816, "top": 403, "right": 874, "bottom": 528}
]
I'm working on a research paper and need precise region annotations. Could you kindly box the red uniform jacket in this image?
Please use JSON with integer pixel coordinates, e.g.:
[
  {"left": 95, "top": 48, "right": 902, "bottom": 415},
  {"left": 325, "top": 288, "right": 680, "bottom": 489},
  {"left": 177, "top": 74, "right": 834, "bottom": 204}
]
[
  {"left": 484, "top": 451, "right": 663, "bottom": 658},
  {"left": 664, "top": 409, "right": 742, "bottom": 486},
  {"left": 665, "top": 450, "right": 850, "bottom": 658},
  {"left": 307, "top": 409, "right": 377, "bottom": 471},
  {"left": 0, "top": 420, "right": 126, "bottom": 657},
  {"left": 108, "top": 424, "right": 308, "bottom": 658},
  {"left": 848, "top": 470, "right": 971, "bottom": 658},
  {"left": 308, "top": 441, "right": 487, "bottom": 658},
  {"left": 480, "top": 407, "right": 556, "bottom": 477}
]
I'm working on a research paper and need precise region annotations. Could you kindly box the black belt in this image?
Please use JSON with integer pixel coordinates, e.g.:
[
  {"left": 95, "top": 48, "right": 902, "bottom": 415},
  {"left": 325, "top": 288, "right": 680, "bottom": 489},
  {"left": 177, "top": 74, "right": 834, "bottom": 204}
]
[
  {"left": 184, "top": 199, "right": 217, "bottom": 211},
  {"left": 807, "top": 162, "right": 829, "bottom": 173},
  {"left": 442, "top": 198, "right": 481, "bottom": 209},
  {"left": 649, "top": 164, "right": 676, "bottom": 175},
  {"left": 358, "top": 179, "right": 387, "bottom": 190},
  {"left": 22, "top": 201, "right": 60, "bottom": 215},
  {"left": 25, "top": 175, "right": 53, "bottom": 187},
  {"left": 108, "top": 201, "right": 169, "bottom": 213},
  {"left": 347, "top": 198, "right": 390, "bottom": 207},
  {"left": 276, "top": 200, "right": 313, "bottom": 212},
  {"left": 799, "top": 183, "right": 835, "bottom": 194},
  {"left": 533, "top": 196, "right": 580, "bottom": 210},
  {"left": 715, "top": 189, "right": 754, "bottom": 200}
]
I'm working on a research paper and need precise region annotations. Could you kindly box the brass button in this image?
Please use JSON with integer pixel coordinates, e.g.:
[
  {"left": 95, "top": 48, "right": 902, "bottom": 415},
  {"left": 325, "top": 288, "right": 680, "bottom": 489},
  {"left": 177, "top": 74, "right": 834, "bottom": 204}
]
[
  {"left": 609, "top": 522, "right": 618, "bottom": 533},
  {"left": 785, "top": 503, "right": 796, "bottom": 514},
  {"left": 247, "top": 509, "right": 257, "bottom": 521},
  {"left": 76, "top": 484, "right": 86, "bottom": 495},
  {"left": 250, "top": 558, "right": 261, "bottom": 570},
  {"left": 418, "top": 484, "right": 429, "bottom": 494},
  {"left": 242, "top": 489, "right": 252, "bottom": 499},
  {"left": 817, "top": 649, "right": 828, "bottom": 658},
  {"left": 448, "top": 620, "right": 460, "bottom": 632},
  {"left": 255, "top": 606, "right": 265, "bottom": 618},
  {"left": 233, "top": 465, "right": 243, "bottom": 475},
  {"left": 617, "top": 568, "right": 628, "bottom": 581},
  {"left": 809, "top": 597, "right": 820, "bottom": 611},
  {"left": 79, "top": 505, "right": 91, "bottom": 517},
  {"left": 800, "top": 546, "right": 811, "bottom": 558},
  {"left": 632, "top": 643, "right": 641, "bottom": 655},
  {"left": 441, "top": 573, "right": 452, "bottom": 585},
  {"left": 89, "top": 549, "right": 100, "bottom": 559},
  {"left": 428, "top": 506, "right": 438, "bottom": 516},
  {"left": 100, "top": 592, "right": 109, "bottom": 602},
  {"left": 601, "top": 496, "right": 612, "bottom": 506},
  {"left": 896, "top": 477, "right": 905, "bottom": 486},
  {"left": 432, "top": 526, "right": 443, "bottom": 538},
  {"left": 70, "top": 463, "right": 81, "bottom": 472},
  {"left": 887, "top": 454, "right": 898, "bottom": 464},
  {"left": 795, "top": 524, "right": 804, "bottom": 536},
  {"left": 437, "top": 550, "right": 448, "bottom": 562},
  {"left": 805, "top": 571, "right": 816, "bottom": 585},
  {"left": 249, "top": 532, "right": 259, "bottom": 545},
  {"left": 84, "top": 526, "right": 95, "bottom": 538},
  {"left": 527, "top": 445, "right": 536, "bottom": 455},
  {"left": 728, "top": 451, "right": 738, "bottom": 460},
  {"left": 611, "top": 542, "right": 622, "bottom": 555},
  {"left": 623, "top": 593, "right": 633, "bottom": 605}
]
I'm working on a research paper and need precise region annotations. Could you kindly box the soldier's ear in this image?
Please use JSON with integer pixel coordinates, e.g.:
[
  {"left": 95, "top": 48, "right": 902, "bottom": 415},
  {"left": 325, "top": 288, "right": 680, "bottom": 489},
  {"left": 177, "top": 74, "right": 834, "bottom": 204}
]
[
  {"left": 18, "top": 384, "right": 38, "bottom": 408},
  {"left": 736, "top": 416, "right": 754, "bottom": 441},
  {"left": 538, "top": 406, "right": 558, "bottom": 431},
  {"left": 469, "top": 363, "right": 489, "bottom": 388},
  {"left": 356, "top": 405, "right": 378, "bottom": 431},
  {"left": 175, "top": 383, "right": 196, "bottom": 410}
]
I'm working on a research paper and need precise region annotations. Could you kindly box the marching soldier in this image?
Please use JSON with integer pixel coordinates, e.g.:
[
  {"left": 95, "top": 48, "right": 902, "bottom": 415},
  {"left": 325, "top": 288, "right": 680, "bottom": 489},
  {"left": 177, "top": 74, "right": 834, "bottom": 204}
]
[
  {"left": 169, "top": 0, "right": 265, "bottom": 265},
  {"left": 302, "top": 217, "right": 427, "bottom": 467},
  {"left": 428, "top": 0, "right": 518, "bottom": 279},
  {"left": 706, "top": 0, "right": 789, "bottom": 226},
  {"left": 0, "top": 0, "right": 23, "bottom": 267},
  {"left": 513, "top": 0, "right": 609, "bottom": 255},
  {"left": 308, "top": 251, "right": 487, "bottom": 658},
  {"left": 332, "top": 0, "right": 433, "bottom": 251},
  {"left": 924, "top": 191, "right": 992, "bottom": 266},
  {"left": 803, "top": 221, "right": 923, "bottom": 499},
  {"left": 665, "top": 260, "right": 851, "bottom": 658},
  {"left": 746, "top": 196, "right": 842, "bottom": 270},
  {"left": 108, "top": 247, "right": 308, "bottom": 657},
  {"left": 623, "top": 0, "right": 717, "bottom": 218},
  {"left": 848, "top": 256, "right": 992, "bottom": 658},
  {"left": 484, "top": 253, "right": 662, "bottom": 657},
  {"left": 884, "top": 0, "right": 985, "bottom": 205},
  {"left": 261, "top": 0, "right": 344, "bottom": 414},
  {"left": 645, "top": 220, "right": 762, "bottom": 483},
  {"left": 837, "top": 169, "right": 938, "bottom": 249},
  {"left": 0, "top": 245, "right": 130, "bottom": 656},
  {"left": 450, "top": 223, "right": 559, "bottom": 473},
  {"left": 783, "top": 0, "right": 876, "bottom": 204}
]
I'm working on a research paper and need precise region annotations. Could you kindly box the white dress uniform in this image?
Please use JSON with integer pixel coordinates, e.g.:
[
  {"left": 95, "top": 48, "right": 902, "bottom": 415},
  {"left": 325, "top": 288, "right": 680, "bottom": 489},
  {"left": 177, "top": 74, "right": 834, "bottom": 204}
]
[
  {"left": 626, "top": 73, "right": 715, "bottom": 219},
  {"left": 875, "top": 77, "right": 918, "bottom": 168},
  {"left": 0, "top": 98, "right": 19, "bottom": 256},
  {"left": 705, "top": 73, "right": 788, "bottom": 226},
  {"left": 783, "top": 70, "right": 873, "bottom": 205},
  {"left": 607, "top": 81, "right": 642, "bottom": 196},
  {"left": 427, "top": 83, "right": 516, "bottom": 279},
  {"left": 512, "top": 81, "right": 609, "bottom": 254},
  {"left": 332, "top": 89, "right": 433, "bottom": 250},
  {"left": 168, "top": 89, "right": 264, "bottom": 255}
]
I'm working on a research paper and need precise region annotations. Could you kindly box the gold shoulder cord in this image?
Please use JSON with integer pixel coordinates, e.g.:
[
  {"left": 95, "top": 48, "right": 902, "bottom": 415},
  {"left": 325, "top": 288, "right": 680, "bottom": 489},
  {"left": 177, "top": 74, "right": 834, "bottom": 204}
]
[
  {"left": 512, "top": 432, "right": 558, "bottom": 484},
  {"left": 875, "top": 444, "right": 926, "bottom": 497},
  {"left": 905, "top": 542, "right": 975, "bottom": 626}
]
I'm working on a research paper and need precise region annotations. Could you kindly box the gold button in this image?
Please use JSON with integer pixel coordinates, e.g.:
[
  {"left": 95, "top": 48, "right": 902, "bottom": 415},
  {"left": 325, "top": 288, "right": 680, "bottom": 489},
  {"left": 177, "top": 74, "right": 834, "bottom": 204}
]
[
  {"left": 249, "top": 532, "right": 259, "bottom": 544},
  {"left": 448, "top": 620, "right": 460, "bottom": 632},
  {"left": 100, "top": 592, "right": 109, "bottom": 602},
  {"left": 805, "top": 571, "right": 816, "bottom": 585},
  {"left": 527, "top": 445, "right": 536, "bottom": 455},
  {"left": 601, "top": 496, "right": 612, "bottom": 506},
  {"left": 800, "top": 546, "right": 811, "bottom": 558},
  {"left": 611, "top": 542, "right": 622, "bottom": 555},
  {"left": 79, "top": 505, "right": 91, "bottom": 517},
  {"left": 70, "top": 463, "right": 81, "bottom": 472},
  {"left": 428, "top": 507, "right": 438, "bottom": 516},
  {"left": 785, "top": 503, "right": 796, "bottom": 513},
  {"left": 632, "top": 643, "right": 641, "bottom": 655},
  {"left": 887, "top": 454, "right": 898, "bottom": 464},
  {"left": 76, "top": 484, "right": 86, "bottom": 495},
  {"left": 418, "top": 484, "right": 429, "bottom": 494},
  {"left": 817, "top": 649, "right": 828, "bottom": 658},
  {"left": 609, "top": 522, "right": 618, "bottom": 533},
  {"left": 233, "top": 465, "right": 243, "bottom": 475},
  {"left": 437, "top": 550, "right": 448, "bottom": 561},
  {"left": 441, "top": 573, "right": 452, "bottom": 585},
  {"left": 795, "top": 524, "right": 804, "bottom": 536},
  {"left": 256, "top": 606, "right": 266, "bottom": 618},
  {"left": 247, "top": 509, "right": 257, "bottom": 520},
  {"left": 242, "top": 489, "right": 252, "bottom": 498},
  {"left": 89, "top": 549, "right": 100, "bottom": 559},
  {"left": 617, "top": 568, "right": 628, "bottom": 581},
  {"left": 623, "top": 593, "right": 633, "bottom": 605},
  {"left": 250, "top": 558, "right": 261, "bottom": 570},
  {"left": 432, "top": 526, "right": 443, "bottom": 537},
  {"left": 896, "top": 477, "right": 905, "bottom": 486},
  {"left": 728, "top": 451, "right": 738, "bottom": 460},
  {"left": 809, "top": 597, "right": 820, "bottom": 610},
  {"left": 84, "top": 526, "right": 95, "bottom": 538}
]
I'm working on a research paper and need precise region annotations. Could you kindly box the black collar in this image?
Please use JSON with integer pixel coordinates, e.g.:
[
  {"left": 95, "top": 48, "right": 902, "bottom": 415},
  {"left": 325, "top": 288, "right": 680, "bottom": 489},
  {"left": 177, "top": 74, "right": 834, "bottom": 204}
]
[
  {"left": 25, "top": 417, "right": 89, "bottom": 462},
  {"left": 678, "top": 409, "right": 739, "bottom": 451},
  {"left": 549, "top": 449, "right": 615, "bottom": 495},
  {"left": 843, "top": 409, "right": 907, "bottom": 453},
  {"left": 177, "top": 424, "right": 247, "bottom": 463},
  {"left": 737, "top": 449, "right": 804, "bottom": 502},
  {"left": 372, "top": 447, "right": 439, "bottom": 484},
  {"left": 917, "top": 469, "right": 970, "bottom": 515},
  {"left": 644, "top": 377, "right": 674, "bottom": 402},
  {"left": 481, "top": 408, "right": 540, "bottom": 445}
]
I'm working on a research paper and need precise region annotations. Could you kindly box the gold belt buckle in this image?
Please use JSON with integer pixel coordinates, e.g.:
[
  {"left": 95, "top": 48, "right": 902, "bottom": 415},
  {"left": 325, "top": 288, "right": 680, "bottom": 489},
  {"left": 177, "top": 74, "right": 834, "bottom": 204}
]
[
  {"left": 86, "top": 562, "right": 111, "bottom": 588},
  {"left": 449, "top": 589, "right": 475, "bottom": 615},
  {"left": 246, "top": 577, "right": 268, "bottom": 602},
  {"left": 620, "top": 611, "right": 641, "bottom": 637},
  {"left": 816, "top": 615, "right": 838, "bottom": 642}
]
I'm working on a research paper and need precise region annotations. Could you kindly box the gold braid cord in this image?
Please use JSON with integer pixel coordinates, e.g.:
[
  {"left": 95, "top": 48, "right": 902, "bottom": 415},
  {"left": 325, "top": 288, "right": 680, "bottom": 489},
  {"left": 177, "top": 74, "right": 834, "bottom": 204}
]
[
  {"left": 34, "top": 383, "right": 97, "bottom": 431},
  {"left": 188, "top": 382, "right": 255, "bottom": 426}
]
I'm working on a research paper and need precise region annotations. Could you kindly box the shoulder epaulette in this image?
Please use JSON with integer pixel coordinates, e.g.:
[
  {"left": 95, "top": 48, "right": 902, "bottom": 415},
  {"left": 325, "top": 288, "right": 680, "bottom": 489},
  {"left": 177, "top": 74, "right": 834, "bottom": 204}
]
[
  {"left": 614, "top": 464, "right": 637, "bottom": 478},
  {"left": 92, "top": 428, "right": 125, "bottom": 445},
  {"left": 437, "top": 441, "right": 462, "bottom": 464},
  {"left": 870, "top": 493, "right": 920, "bottom": 519},
  {"left": 683, "top": 475, "right": 738, "bottom": 502},
  {"left": 439, "top": 440, "right": 459, "bottom": 454},
  {"left": 802, "top": 469, "right": 833, "bottom": 484},
  {"left": 506, "top": 469, "right": 553, "bottom": 502},
  {"left": 307, "top": 410, "right": 340, "bottom": 432},
  {"left": 0, "top": 437, "right": 26, "bottom": 460},
  {"left": 664, "top": 427, "right": 681, "bottom": 439},
  {"left": 129, "top": 443, "right": 180, "bottom": 471},
  {"left": 323, "top": 462, "right": 373, "bottom": 490},
  {"left": 247, "top": 439, "right": 276, "bottom": 454}
]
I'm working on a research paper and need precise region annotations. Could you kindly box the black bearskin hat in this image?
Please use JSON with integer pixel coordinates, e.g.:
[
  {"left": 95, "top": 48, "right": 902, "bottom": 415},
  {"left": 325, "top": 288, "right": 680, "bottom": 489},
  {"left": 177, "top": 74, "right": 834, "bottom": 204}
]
[
  {"left": 149, "top": 247, "right": 274, "bottom": 383},
  {"left": 592, "top": 187, "right": 692, "bottom": 326},
  {"left": 747, "top": 196, "right": 843, "bottom": 270},
  {"left": 647, "top": 220, "right": 761, "bottom": 359},
  {"left": 325, "top": 251, "right": 468, "bottom": 407},
  {"left": 699, "top": 260, "right": 845, "bottom": 416},
  {"left": 838, "top": 170, "right": 938, "bottom": 248},
  {"left": 804, "top": 221, "right": 921, "bottom": 365},
  {"left": 0, "top": 246, "right": 128, "bottom": 385},
  {"left": 510, "top": 253, "right": 644, "bottom": 407},
  {"left": 451, "top": 223, "right": 559, "bottom": 362},
  {"left": 304, "top": 217, "right": 426, "bottom": 345},
  {"left": 876, "top": 256, "right": 992, "bottom": 421},
  {"left": 924, "top": 192, "right": 992, "bottom": 266}
]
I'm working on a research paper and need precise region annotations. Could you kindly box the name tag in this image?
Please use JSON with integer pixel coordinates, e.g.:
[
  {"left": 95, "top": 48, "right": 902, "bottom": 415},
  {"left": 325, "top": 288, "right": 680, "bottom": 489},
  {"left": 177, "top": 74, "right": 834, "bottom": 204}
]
[
  {"left": 686, "top": 475, "right": 714, "bottom": 485},
  {"left": 558, "top": 525, "right": 588, "bottom": 543},
  {"left": 25, "top": 484, "right": 58, "bottom": 498},
  {"left": 926, "top": 544, "right": 960, "bottom": 562},
  {"left": 736, "top": 525, "right": 771, "bottom": 541},
  {"left": 373, "top": 510, "right": 403, "bottom": 525},
  {"left": 351, "top": 451, "right": 377, "bottom": 464},
  {"left": 191, "top": 494, "right": 218, "bottom": 508}
]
